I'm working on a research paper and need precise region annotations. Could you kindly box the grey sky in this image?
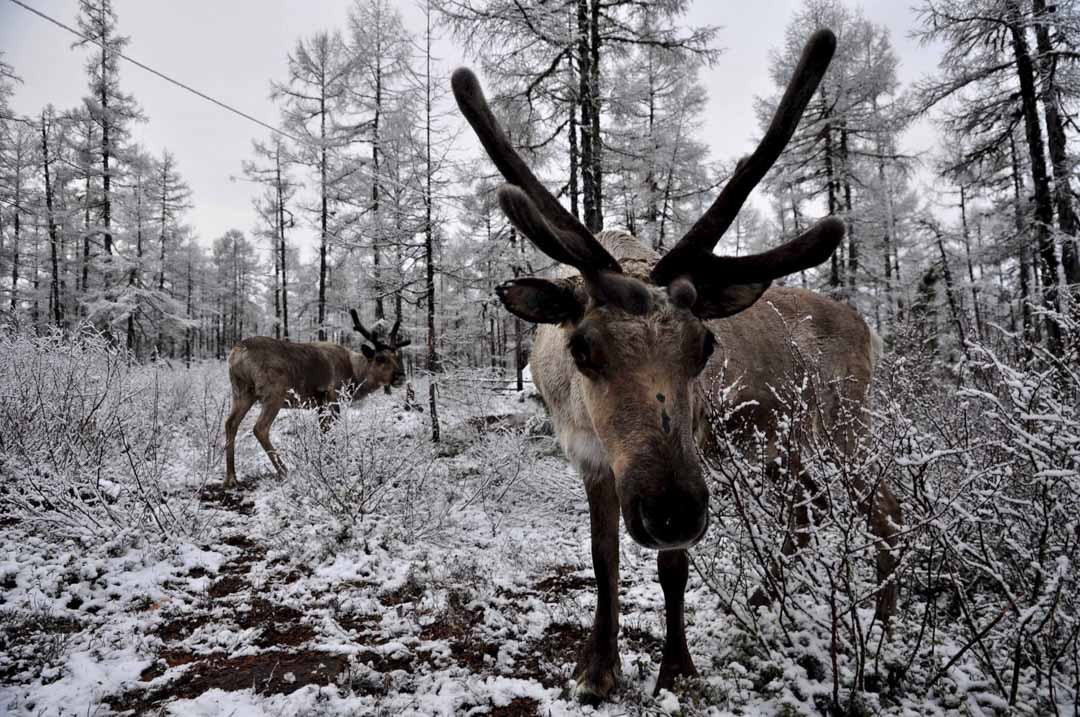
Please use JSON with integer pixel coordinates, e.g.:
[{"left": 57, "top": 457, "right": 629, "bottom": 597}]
[{"left": 1, "top": 0, "right": 943, "bottom": 258}]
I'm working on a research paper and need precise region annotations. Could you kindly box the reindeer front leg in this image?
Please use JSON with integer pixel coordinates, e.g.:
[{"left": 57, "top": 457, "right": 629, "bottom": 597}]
[
  {"left": 655, "top": 549, "right": 697, "bottom": 693},
  {"left": 572, "top": 465, "right": 621, "bottom": 703}
]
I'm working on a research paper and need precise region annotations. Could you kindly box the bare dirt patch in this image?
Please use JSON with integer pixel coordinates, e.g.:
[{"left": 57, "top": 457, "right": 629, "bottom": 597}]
[
  {"left": 207, "top": 573, "right": 248, "bottom": 598},
  {"left": 237, "top": 598, "right": 314, "bottom": 648},
  {"left": 108, "top": 649, "right": 348, "bottom": 714},
  {"left": 534, "top": 565, "right": 593, "bottom": 595},
  {"left": 197, "top": 484, "right": 255, "bottom": 515},
  {"left": 154, "top": 611, "right": 212, "bottom": 642},
  {"left": 489, "top": 697, "right": 542, "bottom": 716},
  {"left": 516, "top": 622, "right": 589, "bottom": 688},
  {"left": 335, "top": 611, "right": 380, "bottom": 635}
]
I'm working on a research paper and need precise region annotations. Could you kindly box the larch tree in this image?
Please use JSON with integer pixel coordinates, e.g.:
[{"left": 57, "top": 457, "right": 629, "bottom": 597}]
[
  {"left": 244, "top": 136, "right": 296, "bottom": 341},
  {"left": 435, "top": 0, "right": 717, "bottom": 230},
  {"left": 75, "top": 0, "right": 141, "bottom": 296},
  {"left": 272, "top": 31, "right": 353, "bottom": 341},
  {"left": 348, "top": 0, "right": 413, "bottom": 323},
  {"left": 760, "top": 0, "right": 904, "bottom": 295},
  {"left": 913, "top": 0, "right": 1070, "bottom": 349}
]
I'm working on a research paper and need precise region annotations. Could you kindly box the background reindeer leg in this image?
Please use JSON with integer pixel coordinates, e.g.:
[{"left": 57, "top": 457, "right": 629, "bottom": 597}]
[
  {"left": 573, "top": 464, "right": 621, "bottom": 702},
  {"left": 751, "top": 451, "right": 828, "bottom": 607},
  {"left": 252, "top": 389, "right": 287, "bottom": 477},
  {"left": 224, "top": 392, "right": 254, "bottom": 489},
  {"left": 656, "top": 549, "right": 697, "bottom": 693},
  {"left": 863, "top": 478, "right": 901, "bottom": 624}
]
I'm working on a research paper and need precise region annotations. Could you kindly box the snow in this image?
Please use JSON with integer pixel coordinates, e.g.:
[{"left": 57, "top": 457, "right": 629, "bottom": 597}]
[{"left": 0, "top": 350, "right": 1075, "bottom": 716}]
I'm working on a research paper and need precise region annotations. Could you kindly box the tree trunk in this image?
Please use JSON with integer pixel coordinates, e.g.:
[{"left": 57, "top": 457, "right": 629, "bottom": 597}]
[
  {"left": 318, "top": 86, "right": 329, "bottom": 341},
  {"left": 821, "top": 91, "right": 840, "bottom": 288},
  {"left": 1031, "top": 0, "right": 1079, "bottom": 286},
  {"left": 1010, "top": 131, "right": 1034, "bottom": 345},
  {"left": 568, "top": 54, "right": 580, "bottom": 221},
  {"left": 9, "top": 166, "right": 20, "bottom": 312},
  {"left": 840, "top": 125, "right": 856, "bottom": 290},
  {"left": 1007, "top": 0, "right": 1061, "bottom": 350},
  {"left": 276, "top": 145, "right": 290, "bottom": 340},
  {"left": 588, "top": 0, "right": 603, "bottom": 229},
  {"left": 959, "top": 185, "right": 985, "bottom": 342},
  {"left": 41, "top": 113, "right": 63, "bottom": 327},
  {"left": 423, "top": 3, "right": 440, "bottom": 442}
]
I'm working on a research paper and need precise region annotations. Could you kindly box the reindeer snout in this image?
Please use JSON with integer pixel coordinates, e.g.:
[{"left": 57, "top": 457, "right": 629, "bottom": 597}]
[
  {"left": 619, "top": 461, "right": 710, "bottom": 550},
  {"left": 638, "top": 484, "right": 709, "bottom": 549}
]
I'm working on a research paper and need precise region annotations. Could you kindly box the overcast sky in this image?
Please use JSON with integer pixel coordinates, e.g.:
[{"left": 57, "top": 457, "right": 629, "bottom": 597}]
[{"left": 1, "top": 0, "right": 944, "bottom": 257}]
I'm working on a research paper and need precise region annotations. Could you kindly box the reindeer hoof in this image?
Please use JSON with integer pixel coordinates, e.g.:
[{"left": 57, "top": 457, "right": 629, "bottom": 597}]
[
  {"left": 654, "top": 651, "right": 698, "bottom": 695},
  {"left": 567, "top": 651, "right": 621, "bottom": 704},
  {"left": 568, "top": 667, "right": 619, "bottom": 705}
]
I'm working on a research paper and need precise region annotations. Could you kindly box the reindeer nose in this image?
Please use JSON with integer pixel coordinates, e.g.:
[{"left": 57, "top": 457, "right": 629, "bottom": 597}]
[{"left": 639, "top": 483, "right": 709, "bottom": 549}]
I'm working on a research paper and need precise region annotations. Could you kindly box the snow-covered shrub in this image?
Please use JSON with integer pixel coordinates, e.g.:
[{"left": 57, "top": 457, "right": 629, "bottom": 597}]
[
  {"left": 0, "top": 326, "right": 226, "bottom": 540},
  {"left": 272, "top": 395, "right": 441, "bottom": 547},
  {"left": 693, "top": 312, "right": 1079, "bottom": 713},
  {"left": 881, "top": 312, "right": 1079, "bottom": 713},
  {"left": 693, "top": 322, "right": 897, "bottom": 713}
]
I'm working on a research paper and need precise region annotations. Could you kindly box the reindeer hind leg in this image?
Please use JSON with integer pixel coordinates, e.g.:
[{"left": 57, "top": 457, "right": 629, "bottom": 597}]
[
  {"left": 252, "top": 391, "right": 287, "bottom": 478},
  {"left": 224, "top": 392, "right": 255, "bottom": 489}
]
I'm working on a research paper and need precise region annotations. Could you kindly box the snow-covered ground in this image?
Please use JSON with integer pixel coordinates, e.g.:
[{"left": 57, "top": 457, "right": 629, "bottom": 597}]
[{"left": 0, "top": 343, "right": 1072, "bottom": 716}]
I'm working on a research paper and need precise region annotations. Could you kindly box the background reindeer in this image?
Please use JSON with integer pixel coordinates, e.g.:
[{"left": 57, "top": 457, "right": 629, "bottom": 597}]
[
  {"left": 223, "top": 311, "right": 410, "bottom": 488},
  {"left": 453, "top": 28, "right": 901, "bottom": 702}
]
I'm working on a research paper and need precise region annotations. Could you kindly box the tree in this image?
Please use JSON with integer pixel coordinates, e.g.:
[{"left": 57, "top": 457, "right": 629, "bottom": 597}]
[
  {"left": 913, "top": 0, "right": 1067, "bottom": 349},
  {"left": 761, "top": 0, "right": 906, "bottom": 295},
  {"left": 75, "top": 0, "right": 141, "bottom": 284},
  {"left": 348, "top": 0, "right": 412, "bottom": 322},
  {"left": 435, "top": 0, "right": 717, "bottom": 230},
  {"left": 244, "top": 136, "right": 296, "bottom": 340},
  {"left": 272, "top": 31, "right": 353, "bottom": 341}
]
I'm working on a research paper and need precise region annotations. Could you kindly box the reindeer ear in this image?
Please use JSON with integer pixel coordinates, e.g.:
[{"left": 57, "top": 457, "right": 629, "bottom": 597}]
[
  {"left": 693, "top": 282, "right": 771, "bottom": 319},
  {"left": 666, "top": 253, "right": 773, "bottom": 319},
  {"left": 361, "top": 345, "right": 375, "bottom": 359},
  {"left": 495, "top": 278, "right": 583, "bottom": 324}
]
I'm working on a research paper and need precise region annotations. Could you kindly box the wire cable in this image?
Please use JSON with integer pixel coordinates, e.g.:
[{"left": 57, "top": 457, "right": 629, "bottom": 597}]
[{"left": 5, "top": 0, "right": 307, "bottom": 147}]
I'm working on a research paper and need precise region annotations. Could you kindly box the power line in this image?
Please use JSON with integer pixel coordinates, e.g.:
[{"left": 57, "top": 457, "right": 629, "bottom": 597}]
[
  {"left": 5, "top": 0, "right": 306, "bottom": 147},
  {"left": 5, "top": 0, "right": 496, "bottom": 219}
]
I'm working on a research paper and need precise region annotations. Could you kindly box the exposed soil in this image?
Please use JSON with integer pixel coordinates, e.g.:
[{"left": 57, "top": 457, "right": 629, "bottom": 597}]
[
  {"left": 154, "top": 612, "right": 212, "bottom": 642},
  {"left": 207, "top": 573, "right": 248, "bottom": 598},
  {"left": 197, "top": 484, "right": 255, "bottom": 515},
  {"left": 516, "top": 622, "right": 589, "bottom": 688},
  {"left": 238, "top": 598, "right": 315, "bottom": 648},
  {"left": 109, "top": 649, "right": 348, "bottom": 714},
  {"left": 488, "top": 697, "right": 542, "bottom": 716},
  {"left": 533, "top": 565, "right": 594, "bottom": 594}
]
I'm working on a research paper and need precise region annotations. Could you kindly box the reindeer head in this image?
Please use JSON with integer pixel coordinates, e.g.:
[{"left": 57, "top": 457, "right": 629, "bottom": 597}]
[
  {"left": 454, "top": 30, "right": 842, "bottom": 551},
  {"left": 349, "top": 310, "right": 411, "bottom": 394}
]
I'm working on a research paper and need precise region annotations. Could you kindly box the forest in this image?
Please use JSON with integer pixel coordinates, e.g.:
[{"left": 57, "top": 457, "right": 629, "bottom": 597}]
[{"left": 0, "top": 0, "right": 1077, "bottom": 715}]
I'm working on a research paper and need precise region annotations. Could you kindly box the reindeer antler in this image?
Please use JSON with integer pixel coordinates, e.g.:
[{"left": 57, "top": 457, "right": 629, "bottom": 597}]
[
  {"left": 652, "top": 28, "right": 840, "bottom": 287},
  {"left": 451, "top": 68, "right": 621, "bottom": 278},
  {"left": 350, "top": 309, "right": 411, "bottom": 350}
]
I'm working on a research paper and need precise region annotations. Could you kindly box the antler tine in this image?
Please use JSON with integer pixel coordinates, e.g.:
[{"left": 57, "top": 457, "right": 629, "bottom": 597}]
[
  {"left": 350, "top": 309, "right": 384, "bottom": 349},
  {"left": 451, "top": 68, "right": 621, "bottom": 275},
  {"left": 653, "top": 28, "right": 837, "bottom": 285}
]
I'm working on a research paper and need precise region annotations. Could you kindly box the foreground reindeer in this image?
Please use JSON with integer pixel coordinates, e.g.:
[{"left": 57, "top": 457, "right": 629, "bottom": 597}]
[
  {"left": 453, "top": 28, "right": 901, "bottom": 701},
  {"left": 224, "top": 313, "right": 410, "bottom": 488}
]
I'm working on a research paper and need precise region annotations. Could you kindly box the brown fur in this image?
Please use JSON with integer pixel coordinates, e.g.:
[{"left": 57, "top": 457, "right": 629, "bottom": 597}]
[
  {"left": 223, "top": 336, "right": 403, "bottom": 487},
  {"left": 530, "top": 231, "right": 901, "bottom": 699}
]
